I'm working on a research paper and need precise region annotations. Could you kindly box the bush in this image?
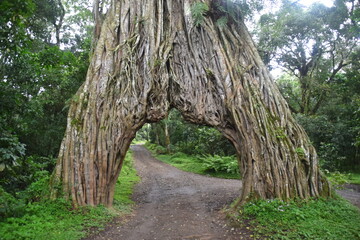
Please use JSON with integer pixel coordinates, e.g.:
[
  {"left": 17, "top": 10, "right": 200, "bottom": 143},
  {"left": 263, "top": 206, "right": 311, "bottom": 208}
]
[
  {"left": 20, "top": 170, "right": 51, "bottom": 202},
  {"left": 201, "top": 155, "right": 239, "bottom": 174},
  {"left": 0, "top": 169, "right": 50, "bottom": 219},
  {"left": 155, "top": 145, "right": 167, "bottom": 154},
  {"left": 0, "top": 187, "right": 26, "bottom": 219},
  {"left": 170, "top": 152, "right": 188, "bottom": 159},
  {"left": 325, "top": 170, "right": 351, "bottom": 187}
]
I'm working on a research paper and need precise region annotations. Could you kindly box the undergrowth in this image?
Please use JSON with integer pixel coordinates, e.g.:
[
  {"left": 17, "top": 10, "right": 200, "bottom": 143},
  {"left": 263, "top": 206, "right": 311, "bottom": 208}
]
[
  {"left": 325, "top": 170, "right": 360, "bottom": 186},
  {"left": 0, "top": 151, "right": 139, "bottom": 240},
  {"left": 144, "top": 142, "right": 240, "bottom": 179},
  {"left": 234, "top": 196, "right": 360, "bottom": 240}
]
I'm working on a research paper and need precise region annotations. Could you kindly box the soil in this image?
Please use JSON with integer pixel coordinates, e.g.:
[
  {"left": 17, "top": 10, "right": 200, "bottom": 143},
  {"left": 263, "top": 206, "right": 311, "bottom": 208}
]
[{"left": 85, "top": 145, "right": 360, "bottom": 240}]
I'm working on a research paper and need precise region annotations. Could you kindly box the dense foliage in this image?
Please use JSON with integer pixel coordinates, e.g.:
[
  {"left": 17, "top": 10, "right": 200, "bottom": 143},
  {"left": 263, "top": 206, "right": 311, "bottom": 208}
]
[
  {"left": 140, "top": 109, "right": 236, "bottom": 156},
  {"left": 0, "top": 0, "right": 91, "bottom": 194},
  {"left": 256, "top": 0, "right": 360, "bottom": 171},
  {"left": 0, "top": 1, "right": 95, "bottom": 237}
]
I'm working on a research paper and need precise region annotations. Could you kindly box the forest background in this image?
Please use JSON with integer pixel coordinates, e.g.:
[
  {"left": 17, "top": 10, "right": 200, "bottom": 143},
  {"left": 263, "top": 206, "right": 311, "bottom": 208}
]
[{"left": 0, "top": 0, "right": 359, "bottom": 239}]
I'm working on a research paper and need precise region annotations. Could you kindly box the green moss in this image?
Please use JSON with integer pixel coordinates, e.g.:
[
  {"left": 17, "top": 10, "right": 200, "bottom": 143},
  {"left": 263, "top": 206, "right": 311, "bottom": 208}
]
[
  {"left": 70, "top": 118, "right": 82, "bottom": 131},
  {"left": 274, "top": 127, "right": 287, "bottom": 139},
  {"left": 153, "top": 59, "right": 162, "bottom": 68},
  {"left": 205, "top": 68, "right": 215, "bottom": 78},
  {"left": 295, "top": 147, "right": 305, "bottom": 158}
]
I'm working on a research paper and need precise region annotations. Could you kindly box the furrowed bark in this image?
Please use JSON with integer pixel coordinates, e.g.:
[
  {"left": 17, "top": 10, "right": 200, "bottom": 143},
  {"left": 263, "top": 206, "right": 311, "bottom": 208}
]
[{"left": 51, "top": 0, "right": 330, "bottom": 207}]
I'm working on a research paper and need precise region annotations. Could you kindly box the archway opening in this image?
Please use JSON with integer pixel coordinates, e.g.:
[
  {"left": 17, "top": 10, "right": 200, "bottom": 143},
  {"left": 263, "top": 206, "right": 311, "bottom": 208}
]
[{"left": 135, "top": 108, "right": 240, "bottom": 180}]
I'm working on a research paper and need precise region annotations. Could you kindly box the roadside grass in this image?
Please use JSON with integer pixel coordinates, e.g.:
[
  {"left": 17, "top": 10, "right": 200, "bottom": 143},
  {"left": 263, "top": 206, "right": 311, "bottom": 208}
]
[
  {"left": 326, "top": 171, "right": 360, "bottom": 186},
  {"left": 131, "top": 139, "right": 146, "bottom": 145},
  {"left": 144, "top": 142, "right": 240, "bottom": 179},
  {"left": 348, "top": 173, "right": 360, "bottom": 185},
  {"left": 0, "top": 151, "right": 139, "bottom": 240},
  {"left": 234, "top": 196, "right": 360, "bottom": 240}
]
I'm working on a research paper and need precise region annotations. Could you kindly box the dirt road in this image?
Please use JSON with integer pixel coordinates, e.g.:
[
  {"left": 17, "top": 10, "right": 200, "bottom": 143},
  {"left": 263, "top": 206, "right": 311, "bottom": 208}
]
[
  {"left": 87, "top": 145, "right": 250, "bottom": 240},
  {"left": 337, "top": 184, "right": 360, "bottom": 208},
  {"left": 86, "top": 145, "right": 360, "bottom": 240}
]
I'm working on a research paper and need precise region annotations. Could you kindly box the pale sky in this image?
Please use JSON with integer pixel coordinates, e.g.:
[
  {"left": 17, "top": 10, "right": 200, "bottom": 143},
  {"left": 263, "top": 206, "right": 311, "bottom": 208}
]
[
  {"left": 269, "top": 0, "right": 335, "bottom": 78},
  {"left": 298, "top": 0, "right": 334, "bottom": 8}
]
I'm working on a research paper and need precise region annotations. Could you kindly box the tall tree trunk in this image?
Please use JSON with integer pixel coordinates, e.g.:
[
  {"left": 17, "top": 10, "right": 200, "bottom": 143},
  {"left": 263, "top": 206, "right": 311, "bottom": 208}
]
[
  {"left": 164, "top": 120, "right": 171, "bottom": 153},
  {"left": 51, "top": 0, "right": 330, "bottom": 207}
]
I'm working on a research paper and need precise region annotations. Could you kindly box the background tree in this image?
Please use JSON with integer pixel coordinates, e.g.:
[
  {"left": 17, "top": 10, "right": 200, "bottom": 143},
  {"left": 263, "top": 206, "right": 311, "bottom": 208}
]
[
  {"left": 257, "top": 0, "right": 359, "bottom": 115},
  {"left": 0, "top": 0, "right": 92, "bottom": 193},
  {"left": 256, "top": 0, "right": 359, "bottom": 171},
  {"left": 145, "top": 109, "right": 235, "bottom": 156}
]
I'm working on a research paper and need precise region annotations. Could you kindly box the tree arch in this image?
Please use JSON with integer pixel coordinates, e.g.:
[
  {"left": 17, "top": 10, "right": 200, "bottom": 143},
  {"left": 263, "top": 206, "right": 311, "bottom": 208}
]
[{"left": 51, "top": 0, "right": 330, "bottom": 207}]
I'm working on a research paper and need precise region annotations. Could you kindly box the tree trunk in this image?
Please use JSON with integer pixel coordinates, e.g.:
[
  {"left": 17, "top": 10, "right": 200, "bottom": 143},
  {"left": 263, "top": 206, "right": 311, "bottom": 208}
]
[
  {"left": 164, "top": 120, "right": 171, "bottom": 153},
  {"left": 51, "top": 0, "right": 330, "bottom": 207}
]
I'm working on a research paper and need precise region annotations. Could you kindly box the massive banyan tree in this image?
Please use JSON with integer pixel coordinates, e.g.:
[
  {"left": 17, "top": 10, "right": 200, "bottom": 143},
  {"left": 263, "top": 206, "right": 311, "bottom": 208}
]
[{"left": 51, "top": 0, "right": 331, "bottom": 207}]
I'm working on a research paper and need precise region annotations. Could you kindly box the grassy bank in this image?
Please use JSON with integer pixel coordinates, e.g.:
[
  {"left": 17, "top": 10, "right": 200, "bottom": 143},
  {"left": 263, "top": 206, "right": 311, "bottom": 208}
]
[
  {"left": 234, "top": 197, "right": 360, "bottom": 240},
  {"left": 144, "top": 142, "right": 240, "bottom": 179},
  {"left": 0, "top": 151, "right": 139, "bottom": 240},
  {"left": 349, "top": 173, "right": 360, "bottom": 185},
  {"left": 326, "top": 171, "right": 360, "bottom": 186}
]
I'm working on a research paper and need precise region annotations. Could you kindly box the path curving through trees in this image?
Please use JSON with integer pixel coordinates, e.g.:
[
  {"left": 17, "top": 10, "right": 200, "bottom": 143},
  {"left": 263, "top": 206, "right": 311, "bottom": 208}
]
[{"left": 85, "top": 145, "right": 360, "bottom": 240}]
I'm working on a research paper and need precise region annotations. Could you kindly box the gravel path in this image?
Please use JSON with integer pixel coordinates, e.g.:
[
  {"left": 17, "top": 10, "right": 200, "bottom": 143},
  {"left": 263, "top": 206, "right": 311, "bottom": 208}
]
[{"left": 85, "top": 145, "right": 360, "bottom": 240}]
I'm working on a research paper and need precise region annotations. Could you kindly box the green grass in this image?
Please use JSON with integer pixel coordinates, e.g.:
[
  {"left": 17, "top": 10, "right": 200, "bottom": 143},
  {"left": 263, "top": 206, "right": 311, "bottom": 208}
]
[
  {"left": 131, "top": 139, "right": 146, "bottom": 145},
  {"left": 235, "top": 196, "right": 360, "bottom": 240},
  {"left": 113, "top": 150, "right": 140, "bottom": 210},
  {"left": 144, "top": 142, "right": 240, "bottom": 179},
  {"left": 348, "top": 173, "right": 360, "bottom": 185},
  {"left": 326, "top": 171, "right": 360, "bottom": 186},
  {"left": 0, "top": 151, "right": 139, "bottom": 240}
]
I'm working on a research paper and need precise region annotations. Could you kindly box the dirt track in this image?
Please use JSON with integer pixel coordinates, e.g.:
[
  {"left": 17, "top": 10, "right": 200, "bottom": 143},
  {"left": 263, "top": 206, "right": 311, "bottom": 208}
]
[
  {"left": 86, "top": 145, "right": 360, "bottom": 240},
  {"left": 86, "top": 145, "right": 251, "bottom": 240},
  {"left": 336, "top": 184, "right": 360, "bottom": 208}
]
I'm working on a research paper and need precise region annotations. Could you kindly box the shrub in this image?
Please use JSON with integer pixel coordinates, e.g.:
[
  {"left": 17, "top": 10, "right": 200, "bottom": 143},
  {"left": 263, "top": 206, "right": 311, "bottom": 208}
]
[
  {"left": 325, "top": 170, "right": 350, "bottom": 187},
  {"left": 200, "top": 155, "right": 239, "bottom": 174},
  {"left": 154, "top": 145, "right": 167, "bottom": 154},
  {"left": 0, "top": 187, "right": 26, "bottom": 219},
  {"left": 170, "top": 152, "right": 188, "bottom": 159},
  {"left": 20, "top": 170, "right": 51, "bottom": 202}
]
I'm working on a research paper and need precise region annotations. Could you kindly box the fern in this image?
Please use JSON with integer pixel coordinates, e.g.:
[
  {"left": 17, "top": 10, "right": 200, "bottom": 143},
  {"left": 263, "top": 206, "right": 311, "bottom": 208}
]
[
  {"left": 191, "top": 2, "right": 209, "bottom": 26},
  {"left": 201, "top": 155, "right": 239, "bottom": 174},
  {"left": 216, "top": 16, "right": 228, "bottom": 28}
]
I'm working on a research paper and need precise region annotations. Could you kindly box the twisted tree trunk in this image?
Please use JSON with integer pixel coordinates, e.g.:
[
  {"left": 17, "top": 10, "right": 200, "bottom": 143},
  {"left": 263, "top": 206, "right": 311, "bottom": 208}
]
[{"left": 51, "top": 0, "right": 330, "bottom": 207}]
